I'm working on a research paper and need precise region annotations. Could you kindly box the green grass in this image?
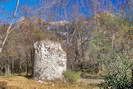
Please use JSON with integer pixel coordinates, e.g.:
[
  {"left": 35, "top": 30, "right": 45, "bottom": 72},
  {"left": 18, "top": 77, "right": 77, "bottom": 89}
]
[{"left": 63, "top": 70, "right": 81, "bottom": 83}]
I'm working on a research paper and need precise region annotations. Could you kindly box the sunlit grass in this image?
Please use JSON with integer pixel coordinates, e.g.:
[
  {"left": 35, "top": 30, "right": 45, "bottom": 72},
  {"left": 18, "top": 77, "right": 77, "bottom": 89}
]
[{"left": 0, "top": 76, "right": 100, "bottom": 89}]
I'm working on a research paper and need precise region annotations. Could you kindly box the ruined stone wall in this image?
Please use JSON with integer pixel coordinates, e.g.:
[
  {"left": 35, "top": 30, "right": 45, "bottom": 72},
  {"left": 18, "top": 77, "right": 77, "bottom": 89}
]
[{"left": 33, "top": 40, "right": 67, "bottom": 80}]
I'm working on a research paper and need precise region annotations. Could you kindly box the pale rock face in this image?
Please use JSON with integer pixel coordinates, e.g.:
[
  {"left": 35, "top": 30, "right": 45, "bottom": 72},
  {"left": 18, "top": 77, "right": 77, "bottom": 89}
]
[{"left": 33, "top": 40, "right": 67, "bottom": 80}]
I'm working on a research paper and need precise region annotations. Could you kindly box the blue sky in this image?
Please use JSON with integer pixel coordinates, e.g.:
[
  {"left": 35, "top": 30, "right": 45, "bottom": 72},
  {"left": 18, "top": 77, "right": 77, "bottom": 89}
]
[{"left": 0, "top": 0, "right": 128, "bottom": 22}]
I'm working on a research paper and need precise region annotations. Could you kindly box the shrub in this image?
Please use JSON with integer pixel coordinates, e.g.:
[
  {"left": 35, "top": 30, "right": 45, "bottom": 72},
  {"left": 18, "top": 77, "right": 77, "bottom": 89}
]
[
  {"left": 100, "top": 52, "right": 133, "bottom": 89},
  {"left": 101, "top": 74, "right": 132, "bottom": 89},
  {"left": 63, "top": 70, "right": 81, "bottom": 83}
]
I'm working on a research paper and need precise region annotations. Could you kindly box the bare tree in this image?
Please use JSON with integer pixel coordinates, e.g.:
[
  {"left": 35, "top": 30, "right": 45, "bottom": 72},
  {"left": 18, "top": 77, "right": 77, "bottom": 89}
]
[{"left": 0, "top": 0, "right": 20, "bottom": 53}]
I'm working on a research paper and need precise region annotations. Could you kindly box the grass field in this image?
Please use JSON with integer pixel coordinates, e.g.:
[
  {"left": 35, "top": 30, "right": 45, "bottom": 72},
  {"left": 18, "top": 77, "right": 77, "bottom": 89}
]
[
  {"left": 0, "top": 76, "right": 100, "bottom": 89},
  {"left": 0, "top": 76, "right": 99, "bottom": 89}
]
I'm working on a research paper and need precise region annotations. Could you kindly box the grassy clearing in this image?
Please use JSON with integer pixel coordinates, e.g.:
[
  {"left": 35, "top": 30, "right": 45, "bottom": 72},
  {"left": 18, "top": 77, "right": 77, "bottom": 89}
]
[{"left": 0, "top": 76, "right": 100, "bottom": 89}]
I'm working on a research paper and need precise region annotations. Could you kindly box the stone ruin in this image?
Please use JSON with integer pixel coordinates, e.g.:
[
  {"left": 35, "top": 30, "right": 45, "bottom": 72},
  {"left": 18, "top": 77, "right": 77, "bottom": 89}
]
[{"left": 33, "top": 40, "right": 67, "bottom": 80}]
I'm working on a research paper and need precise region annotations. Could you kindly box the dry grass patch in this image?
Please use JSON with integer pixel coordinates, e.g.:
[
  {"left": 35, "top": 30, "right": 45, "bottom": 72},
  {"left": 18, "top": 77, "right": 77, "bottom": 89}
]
[{"left": 0, "top": 76, "right": 99, "bottom": 89}]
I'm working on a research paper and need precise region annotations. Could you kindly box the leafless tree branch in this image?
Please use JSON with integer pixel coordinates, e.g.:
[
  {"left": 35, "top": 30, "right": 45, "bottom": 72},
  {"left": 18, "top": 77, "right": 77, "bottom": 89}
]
[{"left": 0, "top": 0, "right": 20, "bottom": 53}]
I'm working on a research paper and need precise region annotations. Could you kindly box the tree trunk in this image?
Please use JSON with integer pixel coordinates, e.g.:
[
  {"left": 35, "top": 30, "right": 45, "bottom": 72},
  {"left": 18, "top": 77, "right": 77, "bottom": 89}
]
[{"left": 5, "top": 64, "right": 11, "bottom": 76}]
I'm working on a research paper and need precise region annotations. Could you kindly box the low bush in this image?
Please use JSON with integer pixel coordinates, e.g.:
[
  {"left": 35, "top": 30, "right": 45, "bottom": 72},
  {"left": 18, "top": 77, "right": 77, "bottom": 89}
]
[
  {"left": 101, "top": 74, "right": 132, "bottom": 89},
  {"left": 63, "top": 70, "right": 81, "bottom": 83},
  {"left": 100, "top": 52, "right": 133, "bottom": 89}
]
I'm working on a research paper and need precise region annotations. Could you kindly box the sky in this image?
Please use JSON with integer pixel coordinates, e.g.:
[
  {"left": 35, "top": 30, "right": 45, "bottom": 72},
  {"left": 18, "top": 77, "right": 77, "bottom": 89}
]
[{"left": 0, "top": 0, "right": 129, "bottom": 22}]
